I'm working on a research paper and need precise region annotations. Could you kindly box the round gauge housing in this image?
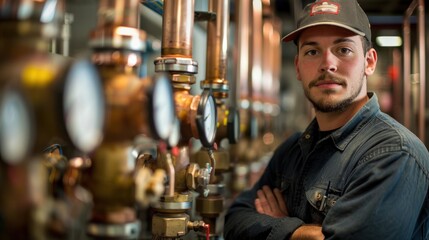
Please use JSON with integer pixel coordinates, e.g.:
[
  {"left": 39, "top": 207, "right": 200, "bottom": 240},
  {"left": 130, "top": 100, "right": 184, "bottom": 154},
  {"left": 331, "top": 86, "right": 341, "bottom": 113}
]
[
  {"left": 227, "top": 107, "right": 240, "bottom": 144},
  {"left": 196, "top": 90, "right": 217, "bottom": 148},
  {"left": 149, "top": 73, "right": 176, "bottom": 141},
  {"left": 0, "top": 89, "right": 33, "bottom": 164},
  {"left": 62, "top": 59, "right": 105, "bottom": 153}
]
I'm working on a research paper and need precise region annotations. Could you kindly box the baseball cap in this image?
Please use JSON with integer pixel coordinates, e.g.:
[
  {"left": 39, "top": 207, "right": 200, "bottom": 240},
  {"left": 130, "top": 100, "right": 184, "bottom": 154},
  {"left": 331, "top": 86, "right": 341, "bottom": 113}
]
[{"left": 282, "top": 0, "right": 371, "bottom": 43}]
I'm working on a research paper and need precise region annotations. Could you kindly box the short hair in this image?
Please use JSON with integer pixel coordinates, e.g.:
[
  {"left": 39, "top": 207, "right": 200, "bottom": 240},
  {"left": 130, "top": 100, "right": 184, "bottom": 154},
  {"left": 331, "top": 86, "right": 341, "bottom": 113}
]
[{"left": 362, "top": 36, "right": 372, "bottom": 52}]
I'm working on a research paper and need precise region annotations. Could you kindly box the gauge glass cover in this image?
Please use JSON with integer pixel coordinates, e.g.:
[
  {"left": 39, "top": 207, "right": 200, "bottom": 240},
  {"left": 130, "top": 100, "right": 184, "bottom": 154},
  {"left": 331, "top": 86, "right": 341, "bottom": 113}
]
[
  {"left": 63, "top": 60, "right": 104, "bottom": 153},
  {"left": 152, "top": 75, "right": 175, "bottom": 141},
  {"left": 203, "top": 95, "right": 216, "bottom": 143},
  {"left": 0, "top": 91, "right": 31, "bottom": 164}
]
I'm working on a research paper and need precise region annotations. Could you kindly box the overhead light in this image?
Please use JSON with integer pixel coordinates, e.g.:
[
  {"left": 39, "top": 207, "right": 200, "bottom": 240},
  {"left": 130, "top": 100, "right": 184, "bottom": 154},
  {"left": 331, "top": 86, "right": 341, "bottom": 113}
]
[{"left": 376, "top": 36, "right": 403, "bottom": 47}]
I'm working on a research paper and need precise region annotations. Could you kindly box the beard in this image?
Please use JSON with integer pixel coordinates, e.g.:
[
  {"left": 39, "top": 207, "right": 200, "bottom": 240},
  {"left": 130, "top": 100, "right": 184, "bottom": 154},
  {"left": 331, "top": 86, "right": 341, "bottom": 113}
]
[{"left": 304, "top": 70, "right": 365, "bottom": 113}]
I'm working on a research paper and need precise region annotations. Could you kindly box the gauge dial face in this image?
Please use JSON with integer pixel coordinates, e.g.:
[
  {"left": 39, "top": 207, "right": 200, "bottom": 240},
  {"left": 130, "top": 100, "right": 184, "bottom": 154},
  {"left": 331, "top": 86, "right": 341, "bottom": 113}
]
[
  {"left": 63, "top": 59, "right": 104, "bottom": 153},
  {"left": 197, "top": 90, "right": 217, "bottom": 148},
  {"left": 0, "top": 90, "right": 32, "bottom": 164},
  {"left": 204, "top": 95, "right": 216, "bottom": 143},
  {"left": 152, "top": 74, "right": 175, "bottom": 141}
]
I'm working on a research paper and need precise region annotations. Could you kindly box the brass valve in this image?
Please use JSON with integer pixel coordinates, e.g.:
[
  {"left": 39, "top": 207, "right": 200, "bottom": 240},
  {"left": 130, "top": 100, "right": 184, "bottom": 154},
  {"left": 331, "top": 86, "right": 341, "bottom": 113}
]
[
  {"left": 186, "top": 163, "right": 211, "bottom": 197},
  {"left": 135, "top": 167, "right": 166, "bottom": 208}
]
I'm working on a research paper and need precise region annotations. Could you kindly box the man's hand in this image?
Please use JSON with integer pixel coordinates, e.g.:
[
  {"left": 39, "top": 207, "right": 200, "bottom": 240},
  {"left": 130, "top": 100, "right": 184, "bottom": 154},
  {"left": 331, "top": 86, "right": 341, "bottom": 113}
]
[
  {"left": 291, "top": 225, "right": 324, "bottom": 240},
  {"left": 254, "top": 185, "right": 288, "bottom": 218}
]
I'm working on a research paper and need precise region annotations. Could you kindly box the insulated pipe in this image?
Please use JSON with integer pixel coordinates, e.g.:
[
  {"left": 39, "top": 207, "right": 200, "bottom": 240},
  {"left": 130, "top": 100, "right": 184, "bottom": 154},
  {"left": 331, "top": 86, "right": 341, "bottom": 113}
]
[
  {"left": 161, "top": 0, "right": 194, "bottom": 57},
  {"left": 201, "top": 0, "right": 230, "bottom": 99}
]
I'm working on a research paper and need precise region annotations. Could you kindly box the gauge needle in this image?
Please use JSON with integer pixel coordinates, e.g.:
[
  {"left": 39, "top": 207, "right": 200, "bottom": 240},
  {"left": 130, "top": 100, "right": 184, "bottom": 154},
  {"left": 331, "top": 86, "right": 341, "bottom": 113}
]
[{"left": 204, "top": 114, "right": 210, "bottom": 121}]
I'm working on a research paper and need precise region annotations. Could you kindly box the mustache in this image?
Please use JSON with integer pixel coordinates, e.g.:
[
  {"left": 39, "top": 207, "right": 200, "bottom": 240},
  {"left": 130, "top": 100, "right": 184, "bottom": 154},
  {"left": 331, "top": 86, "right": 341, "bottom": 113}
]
[{"left": 309, "top": 73, "right": 346, "bottom": 88}]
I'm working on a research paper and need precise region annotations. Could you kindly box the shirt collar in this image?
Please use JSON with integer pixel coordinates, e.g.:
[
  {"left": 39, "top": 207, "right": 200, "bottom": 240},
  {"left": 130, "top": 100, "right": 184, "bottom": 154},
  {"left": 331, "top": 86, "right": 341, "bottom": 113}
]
[{"left": 301, "top": 92, "right": 380, "bottom": 151}]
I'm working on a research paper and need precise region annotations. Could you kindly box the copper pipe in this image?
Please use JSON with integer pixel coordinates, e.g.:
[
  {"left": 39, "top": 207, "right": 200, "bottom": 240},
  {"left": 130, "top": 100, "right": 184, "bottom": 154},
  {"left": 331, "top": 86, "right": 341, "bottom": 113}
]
[
  {"left": 97, "top": 0, "right": 140, "bottom": 28},
  {"left": 403, "top": 0, "right": 426, "bottom": 141},
  {"left": 161, "top": 0, "right": 194, "bottom": 57},
  {"left": 91, "top": 0, "right": 146, "bottom": 51},
  {"left": 417, "top": 0, "right": 425, "bottom": 142},
  {"left": 234, "top": 0, "right": 251, "bottom": 101},
  {"left": 403, "top": 4, "right": 412, "bottom": 129},
  {"left": 251, "top": 0, "right": 263, "bottom": 102},
  {"left": 262, "top": 19, "right": 274, "bottom": 103},
  {"left": 262, "top": 12, "right": 281, "bottom": 109},
  {"left": 272, "top": 18, "right": 281, "bottom": 102},
  {"left": 201, "top": 0, "right": 230, "bottom": 98}
]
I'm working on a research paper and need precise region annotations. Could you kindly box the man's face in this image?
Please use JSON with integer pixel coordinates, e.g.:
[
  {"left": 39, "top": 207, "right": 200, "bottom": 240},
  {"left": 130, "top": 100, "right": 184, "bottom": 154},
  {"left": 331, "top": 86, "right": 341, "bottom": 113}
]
[{"left": 295, "top": 25, "right": 376, "bottom": 113}]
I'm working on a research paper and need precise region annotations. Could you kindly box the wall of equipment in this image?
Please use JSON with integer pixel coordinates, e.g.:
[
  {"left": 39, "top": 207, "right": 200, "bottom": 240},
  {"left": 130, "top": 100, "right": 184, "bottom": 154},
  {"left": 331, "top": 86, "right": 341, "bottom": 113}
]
[
  {"left": 1, "top": 0, "right": 427, "bottom": 239},
  {"left": 0, "top": 0, "right": 284, "bottom": 239}
]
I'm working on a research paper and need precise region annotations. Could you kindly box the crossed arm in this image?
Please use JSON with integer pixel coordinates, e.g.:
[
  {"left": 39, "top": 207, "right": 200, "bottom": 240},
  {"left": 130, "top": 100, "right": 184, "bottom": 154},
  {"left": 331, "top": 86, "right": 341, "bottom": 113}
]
[{"left": 255, "top": 185, "right": 325, "bottom": 240}]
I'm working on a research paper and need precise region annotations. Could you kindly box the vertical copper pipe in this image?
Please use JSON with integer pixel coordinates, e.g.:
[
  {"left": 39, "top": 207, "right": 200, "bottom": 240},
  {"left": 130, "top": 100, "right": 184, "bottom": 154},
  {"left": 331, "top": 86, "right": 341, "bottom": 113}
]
[
  {"left": 403, "top": 4, "right": 412, "bottom": 129},
  {"left": 403, "top": 0, "right": 425, "bottom": 141},
  {"left": 272, "top": 18, "right": 281, "bottom": 99},
  {"left": 251, "top": 0, "right": 263, "bottom": 102},
  {"left": 91, "top": 0, "right": 145, "bottom": 51},
  {"left": 417, "top": 0, "right": 425, "bottom": 142},
  {"left": 202, "top": 0, "right": 229, "bottom": 92},
  {"left": 97, "top": 0, "right": 140, "bottom": 28},
  {"left": 161, "top": 0, "right": 194, "bottom": 57},
  {"left": 235, "top": 0, "right": 251, "bottom": 102},
  {"left": 262, "top": 20, "right": 274, "bottom": 102},
  {"left": 392, "top": 49, "right": 402, "bottom": 122}
]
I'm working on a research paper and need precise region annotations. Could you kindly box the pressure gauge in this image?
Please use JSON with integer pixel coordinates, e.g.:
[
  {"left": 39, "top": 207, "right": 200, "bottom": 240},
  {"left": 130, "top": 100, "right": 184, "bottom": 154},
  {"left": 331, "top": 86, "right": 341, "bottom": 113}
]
[
  {"left": 149, "top": 73, "right": 176, "bottom": 141},
  {"left": 227, "top": 107, "right": 240, "bottom": 144},
  {"left": 62, "top": 59, "right": 105, "bottom": 153},
  {"left": 196, "top": 90, "right": 217, "bottom": 148},
  {"left": 0, "top": 89, "right": 33, "bottom": 164}
]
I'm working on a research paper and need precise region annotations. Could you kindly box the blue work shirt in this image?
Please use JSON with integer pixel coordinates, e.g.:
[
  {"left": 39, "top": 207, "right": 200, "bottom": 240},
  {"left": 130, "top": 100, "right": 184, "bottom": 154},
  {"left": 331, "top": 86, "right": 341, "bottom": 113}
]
[{"left": 224, "top": 93, "right": 429, "bottom": 240}]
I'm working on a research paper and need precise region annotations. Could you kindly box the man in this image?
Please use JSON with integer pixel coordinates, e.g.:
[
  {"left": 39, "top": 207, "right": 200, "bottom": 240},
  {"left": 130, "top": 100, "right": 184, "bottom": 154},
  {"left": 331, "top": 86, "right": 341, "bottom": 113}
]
[{"left": 224, "top": 0, "right": 429, "bottom": 239}]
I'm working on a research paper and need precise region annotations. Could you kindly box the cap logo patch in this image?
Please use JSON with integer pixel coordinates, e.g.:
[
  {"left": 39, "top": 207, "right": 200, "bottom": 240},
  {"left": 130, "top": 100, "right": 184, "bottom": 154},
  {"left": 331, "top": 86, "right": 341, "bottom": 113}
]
[{"left": 310, "top": 1, "right": 340, "bottom": 16}]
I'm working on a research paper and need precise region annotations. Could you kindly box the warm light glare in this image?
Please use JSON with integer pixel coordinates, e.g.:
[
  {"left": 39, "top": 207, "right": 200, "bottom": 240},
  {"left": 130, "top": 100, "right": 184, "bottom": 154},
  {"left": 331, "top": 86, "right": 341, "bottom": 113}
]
[
  {"left": 376, "top": 36, "right": 402, "bottom": 47},
  {"left": 127, "top": 53, "right": 138, "bottom": 67},
  {"left": 116, "top": 26, "right": 139, "bottom": 37}
]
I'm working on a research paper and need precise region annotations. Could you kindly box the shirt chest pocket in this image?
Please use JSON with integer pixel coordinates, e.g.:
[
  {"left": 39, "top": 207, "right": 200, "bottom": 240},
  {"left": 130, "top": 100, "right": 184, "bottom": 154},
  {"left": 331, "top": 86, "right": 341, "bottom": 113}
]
[{"left": 306, "top": 184, "right": 341, "bottom": 216}]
